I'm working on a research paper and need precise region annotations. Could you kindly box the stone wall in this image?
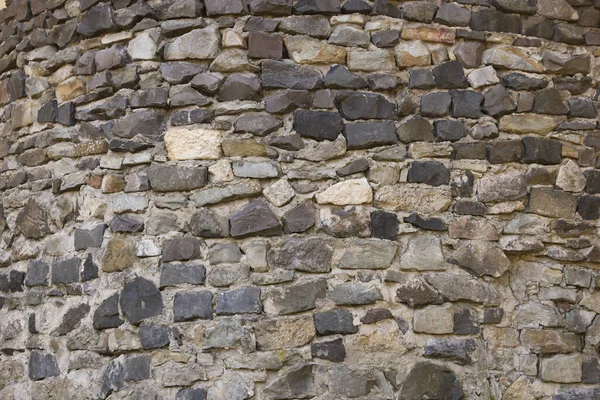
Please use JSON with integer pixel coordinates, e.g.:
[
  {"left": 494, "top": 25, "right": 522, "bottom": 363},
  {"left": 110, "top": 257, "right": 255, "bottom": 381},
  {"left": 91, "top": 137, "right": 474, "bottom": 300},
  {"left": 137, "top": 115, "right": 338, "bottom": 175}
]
[{"left": 2, "top": 0, "right": 600, "bottom": 398}]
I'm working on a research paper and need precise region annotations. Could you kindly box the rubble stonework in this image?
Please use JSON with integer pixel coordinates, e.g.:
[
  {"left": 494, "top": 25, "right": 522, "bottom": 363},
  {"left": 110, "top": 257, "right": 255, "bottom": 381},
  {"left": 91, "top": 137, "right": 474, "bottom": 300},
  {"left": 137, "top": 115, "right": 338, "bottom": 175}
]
[{"left": 2, "top": 0, "right": 600, "bottom": 398}]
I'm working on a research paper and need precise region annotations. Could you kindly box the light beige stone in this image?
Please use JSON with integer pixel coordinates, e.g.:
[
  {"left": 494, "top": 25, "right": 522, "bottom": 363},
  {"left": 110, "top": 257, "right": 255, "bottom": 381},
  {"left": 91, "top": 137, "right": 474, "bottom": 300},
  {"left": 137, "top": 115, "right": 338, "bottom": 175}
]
[
  {"left": 255, "top": 317, "right": 315, "bottom": 350},
  {"left": 482, "top": 47, "right": 544, "bottom": 73},
  {"left": 263, "top": 179, "right": 295, "bottom": 207},
  {"left": 165, "top": 127, "right": 222, "bottom": 160},
  {"left": 164, "top": 26, "right": 221, "bottom": 60},
  {"left": 394, "top": 40, "right": 431, "bottom": 67},
  {"left": 284, "top": 36, "right": 346, "bottom": 64},
  {"left": 101, "top": 236, "right": 137, "bottom": 272},
  {"left": 208, "top": 159, "right": 234, "bottom": 183},
  {"left": 467, "top": 66, "right": 499, "bottom": 88},
  {"left": 56, "top": 76, "right": 85, "bottom": 102},
  {"left": 400, "top": 235, "right": 450, "bottom": 271},
  {"left": 539, "top": 354, "right": 582, "bottom": 383},
  {"left": 401, "top": 26, "right": 456, "bottom": 43},
  {"left": 413, "top": 304, "right": 454, "bottom": 334},
  {"left": 556, "top": 159, "right": 586, "bottom": 192},
  {"left": 499, "top": 114, "right": 562, "bottom": 135},
  {"left": 375, "top": 184, "right": 452, "bottom": 213},
  {"left": 315, "top": 178, "right": 373, "bottom": 205},
  {"left": 348, "top": 50, "right": 395, "bottom": 71}
]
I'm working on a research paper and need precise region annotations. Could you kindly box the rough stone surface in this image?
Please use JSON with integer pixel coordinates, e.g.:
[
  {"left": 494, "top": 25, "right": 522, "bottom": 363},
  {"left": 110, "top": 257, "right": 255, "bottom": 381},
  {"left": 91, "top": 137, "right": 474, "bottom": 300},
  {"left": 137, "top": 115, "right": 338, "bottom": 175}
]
[{"left": 0, "top": 3, "right": 598, "bottom": 398}]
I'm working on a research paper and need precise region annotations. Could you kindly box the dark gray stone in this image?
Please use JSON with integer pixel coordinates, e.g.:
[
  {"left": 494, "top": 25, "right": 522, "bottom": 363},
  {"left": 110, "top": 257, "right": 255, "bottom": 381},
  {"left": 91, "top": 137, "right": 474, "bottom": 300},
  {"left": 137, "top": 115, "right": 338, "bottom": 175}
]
[
  {"left": 314, "top": 309, "right": 358, "bottom": 335},
  {"left": 29, "top": 351, "right": 60, "bottom": 381},
  {"left": 77, "top": 4, "right": 116, "bottom": 37},
  {"left": 173, "top": 291, "right": 213, "bottom": 321},
  {"left": 371, "top": 210, "right": 398, "bottom": 240},
  {"left": 26, "top": 261, "right": 49, "bottom": 287},
  {"left": 131, "top": 88, "right": 169, "bottom": 108},
  {"left": 371, "top": 29, "right": 400, "bottom": 47},
  {"left": 522, "top": 136, "right": 562, "bottom": 165},
  {"left": 249, "top": 0, "right": 292, "bottom": 16},
  {"left": 74, "top": 224, "right": 106, "bottom": 250},
  {"left": 408, "top": 161, "right": 450, "bottom": 186},
  {"left": 120, "top": 277, "right": 164, "bottom": 325},
  {"left": 268, "top": 236, "right": 333, "bottom": 272},
  {"left": 230, "top": 199, "right": 282, "bottom": 238},
  {"left": 109, "top": 215, "right": 144, "bottom": 232},
  {"left": 469, "top": 9, "right": 520, "bottom": 33},
  {"left": 216, "top": 287, "right": 262, "bottom": 314},
  {"left": 372, "top": 0, "right": 400, "bottom": 17},
  {"left": 487, "top": 141, "right": 523, "bottom": 164},
  {"left": 433, "top": 61, "right": 467, "bottom": 89},
  {"left": 396, "top": 117, "right": 434, "bottom": 142},
  {"left": 261, "top": 60, "right": 323, "bottom": 90},
  {"left": 582, "top": 355, "right": 600, "bottom": 384},
  {"left": 263, "top": 364, "right": 316, "bottom": 398},
  {"left": 171, "top": 109, "right": 214, "bottom": 126},
  {"left": 555, "top": 75, "right": 593, "bottom": 95},
  {"left": 585, "top": 170, "right": 600, "bottom": 195},
  {"left": 249, "top": 32, "right": 284, "bottom": 59},
  {"left": 454, "top": 307, "right": 480, "bottom": 334},
  {"left": 93, "top": 294, "right": 123, "bottom": 330},
  {"left": 450, "top": 90, "right": 483, "bottom": 118},
  {"left": 58, "top": 304, "right": 91, "bottom": 335},
  {"left": 0, "top": 271, "right": 25, "bottom": 293},
  {"left": 325, "top": 64, "right": 367, "bottom": 89},
  {"left": 453, "top": 143, "right": 486, "bottom": 160},
  {"left": 404, "top": 213, "right": 447, "bottom": 231},
  {"left": 205, "top": 0, "right": 246, "bottom": 15},
  {"left": 57, "top": 102, "right": 76, "bottom": 126},
  {"left": 337, "top": 158, "right": 369, "bottom": 176},
  {"left": 399, "top": 362, "right": 463, "bottom": 400},
  {"left": 367, "top": 73, "right": 399, "bottom": 90},
  {"left": 169, "top": 86, "right": 209, "bottom": 107},
  {"left": 234, "top": 113, "right": 282, "bottom": 136},
  {"left": 336, "top": 91, "right": 397, "bottom": 120},
  {"left": 294, "top": 109, "right": 342, "bottom": 141},
  {"left": 123, "top": 355, "right": 151, "bottom": 381},
  {"left": 282, "top": 201, "right": 316, "bottom": 233},
  {"left": 361, "top": 308, "right": 393, "bottom": 324},
  {"left": 188, "top": 208, "right": 229, "bottom": 238},
  {"left": 162, "top": 237, "right": 203, "bottom": 262},
  {"left": 435, "top": 3, "right": 471, "bottom": 26},
  {"left": 311, "top": 338, "right": 346, "bottom": 362},
  {"left": 216, "top": 73, "right": 261, "bottom": 102},
  {"left": 568, "top": 97, "right": 596, "bottom": 118},
  {"left": 501, "top": 72, "right": 548, "bottom": 91},
  {"left": 434, "top": 120, "right": 467, "bottom": 142},
  {"left": 177, "top": 388, "right": 208, "bottom": 400},
  {"left": 160, "top": 264, "right": 206, "bottom": 288},
  {"left": 38, "top": 100, "right": 58, "bottom": 123},
  {"left": 424, "top": 338, "right": 478, "bottom": 365},
  {"left": 190, "top": 73, "right": 223, "bottom": 95},
  {"left": 343, "top": 121, "right": 398, "bottom": 150},
  {"left": 82, "top": 253, "right": 99, "bottom": 282},
  {"left": 112, "top": 110, "right": 166, "bottom": 140},
  {"left": 482, "top": 308, "right": 504, "bottom": 324},
  {"left": 265, "top": 89, "right": 313, "bottom": 113},
  {"left": 294, "top": 0, "right": 341, "bottom": 14},
  {"left": 408, "top": 68, "right": 435, "bottom": 89},
  {"left": 578, "top": 195, "right": 600, "bottom": 220},
  {"left": 147, "top": 165, "right": 207, "bottom": 192},
  {"left": 532, "top": 88, "right": 568, "bottom": 115},
  {"left": 483, "top": 84, "right": 516, "bottom": 117},
  {"left": 342, "top": 0, "right": 372, "bottom": 13},
  {"left": 160, "top": 62, "right": 205, "bottom": 84},
  {"left": 420, "top": 92, "right": 451, "bottom": 117},
  {"left": 52, "top": 258, "right": 80, "bottom": 284}
]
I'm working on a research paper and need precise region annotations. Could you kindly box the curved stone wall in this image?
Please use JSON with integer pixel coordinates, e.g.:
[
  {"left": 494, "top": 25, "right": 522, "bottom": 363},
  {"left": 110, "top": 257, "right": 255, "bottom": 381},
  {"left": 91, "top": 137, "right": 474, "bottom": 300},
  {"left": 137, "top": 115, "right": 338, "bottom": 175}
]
[{"left": 2, "top": 0, "right": 600, "bottom": 398}]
